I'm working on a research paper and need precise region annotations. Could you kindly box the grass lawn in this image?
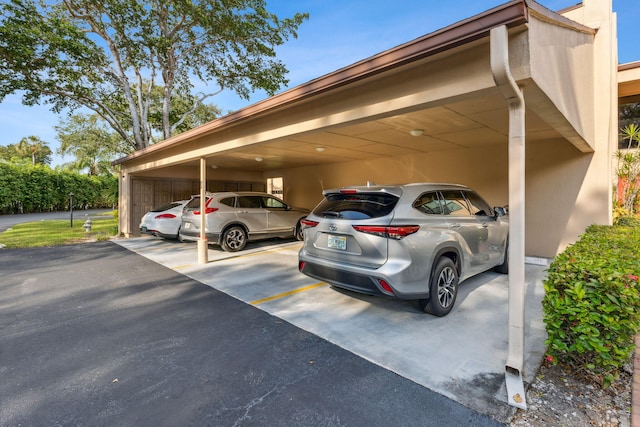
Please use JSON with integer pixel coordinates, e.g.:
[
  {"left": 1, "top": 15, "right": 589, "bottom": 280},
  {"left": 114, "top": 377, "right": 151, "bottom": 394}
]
[{"left": 0, "top": 214, "right": 118, "bottom": 248}]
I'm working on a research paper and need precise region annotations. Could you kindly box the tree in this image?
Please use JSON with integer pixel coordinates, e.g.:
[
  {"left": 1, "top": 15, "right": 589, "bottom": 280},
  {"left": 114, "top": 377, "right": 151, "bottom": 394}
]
[
  {"left": 620, "top": 123, "right": 640, "bottom": 150},
  {"left": 55, "top": 86, "right": 221, "bottom": 173},
  {"left": 0, "top": 0, "right": 308, "bottom": 152},
  {"left": 55, "top": 113, "right": 124, "bottom": 175},
  {"left": 0, "top": 144, "right": 17, "bottom": 163},
  {"left": 16, "top": 136, "right": 52, "bottom": 166},
  {"left": 147, "top": 85, "right": 221, "bottom": 136},
  {"left": 619, "top": 102, "right": 640, "bottom": 149},
  {"left": 620, "top": 102, "right": 640, "bottom": 122}
]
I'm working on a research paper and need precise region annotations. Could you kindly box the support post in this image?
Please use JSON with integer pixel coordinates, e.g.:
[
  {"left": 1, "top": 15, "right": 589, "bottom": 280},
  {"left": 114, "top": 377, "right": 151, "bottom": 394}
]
[{"left": 198, "top": 157, "right": 208, "bottom": 264}]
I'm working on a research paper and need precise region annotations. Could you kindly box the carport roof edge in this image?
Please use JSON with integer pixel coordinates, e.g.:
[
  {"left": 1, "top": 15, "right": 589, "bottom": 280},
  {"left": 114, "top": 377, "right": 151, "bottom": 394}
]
[{"left": 113, "top": 0, "right": 592, "bottom": 167}]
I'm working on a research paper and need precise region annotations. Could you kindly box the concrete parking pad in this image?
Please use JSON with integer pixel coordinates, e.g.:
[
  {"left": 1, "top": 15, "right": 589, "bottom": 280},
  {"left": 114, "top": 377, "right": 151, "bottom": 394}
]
[{"left": 116, "top": 236, "right": 548, "bottom": 421}]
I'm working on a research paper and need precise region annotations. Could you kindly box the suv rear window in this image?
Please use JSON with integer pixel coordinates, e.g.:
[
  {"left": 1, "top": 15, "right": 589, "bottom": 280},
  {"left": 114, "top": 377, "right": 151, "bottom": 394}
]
[
  {"left": 185, "top": 197, "right": 200, "bottom": 209},
  {"left": 312, "top": 193, "right": 399, "bottom": 219}
]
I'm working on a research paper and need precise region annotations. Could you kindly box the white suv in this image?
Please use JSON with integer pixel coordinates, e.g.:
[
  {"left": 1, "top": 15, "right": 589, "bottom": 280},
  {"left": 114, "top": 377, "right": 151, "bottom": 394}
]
[{"left": 179, "top": 192, "right": 310, "bottom": 252}]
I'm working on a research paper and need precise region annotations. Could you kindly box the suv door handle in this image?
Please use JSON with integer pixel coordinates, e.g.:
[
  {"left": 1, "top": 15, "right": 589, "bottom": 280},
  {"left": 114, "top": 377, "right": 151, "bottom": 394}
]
[{"left": 449, "top": 223, "right": 461, "bottom": 229}]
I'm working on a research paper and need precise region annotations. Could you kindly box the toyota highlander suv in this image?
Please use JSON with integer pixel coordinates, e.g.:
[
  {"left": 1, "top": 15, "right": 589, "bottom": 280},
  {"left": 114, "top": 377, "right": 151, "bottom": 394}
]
[{"left": 298, "top": 183, "right": 508, "bottom": 316}]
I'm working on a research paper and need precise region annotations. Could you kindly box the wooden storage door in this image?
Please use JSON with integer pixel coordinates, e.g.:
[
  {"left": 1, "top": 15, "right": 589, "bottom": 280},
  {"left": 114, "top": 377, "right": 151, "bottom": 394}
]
[{"left": 131, "top": 179, "right": 154, "bottom": 235}]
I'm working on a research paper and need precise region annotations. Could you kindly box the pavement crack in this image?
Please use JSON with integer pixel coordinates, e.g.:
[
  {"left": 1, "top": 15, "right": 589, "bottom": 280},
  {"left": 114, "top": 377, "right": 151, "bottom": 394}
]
[{"left": 219, "top": 369, "right": 319, "bottom": 426}]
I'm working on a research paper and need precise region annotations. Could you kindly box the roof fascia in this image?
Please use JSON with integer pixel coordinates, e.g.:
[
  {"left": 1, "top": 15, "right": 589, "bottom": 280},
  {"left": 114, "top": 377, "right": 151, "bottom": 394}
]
[
  {"left": 619, "top": 61, "right": 640, "bottom": 72},
  {"left": 526, "top": 0, "right": 595, "bottom": 35}
]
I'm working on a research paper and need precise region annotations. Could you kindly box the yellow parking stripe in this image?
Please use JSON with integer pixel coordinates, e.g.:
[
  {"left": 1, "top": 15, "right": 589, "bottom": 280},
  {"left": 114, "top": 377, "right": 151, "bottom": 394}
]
[{"left": 251, "top": 282, "right": 326, "bottom": 305}]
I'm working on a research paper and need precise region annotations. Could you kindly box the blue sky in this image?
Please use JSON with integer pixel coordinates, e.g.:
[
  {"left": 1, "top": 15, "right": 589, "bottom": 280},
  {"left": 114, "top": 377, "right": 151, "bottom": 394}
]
[{"left": 1, "top": 0, "right": 638, "bottom": 166}]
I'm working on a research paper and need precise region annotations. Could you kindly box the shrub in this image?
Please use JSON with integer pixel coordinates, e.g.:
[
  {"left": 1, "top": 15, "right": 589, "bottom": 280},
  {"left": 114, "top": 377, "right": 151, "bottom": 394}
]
[
  {"left": 0, "top": 163, "right": 118, "bottom": 214},
  {"left": 542, "top": 223, "right": 640, "bottom": 388},
  {"left": 614, "top": 216, "right": 640, "bottom": 227}
]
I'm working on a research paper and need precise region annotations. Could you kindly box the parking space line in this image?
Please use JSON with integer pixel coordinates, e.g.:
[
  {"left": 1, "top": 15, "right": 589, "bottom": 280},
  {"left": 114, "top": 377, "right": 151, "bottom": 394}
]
[{"left": 251, "top": 282, "right": 326, "bottom": 305}]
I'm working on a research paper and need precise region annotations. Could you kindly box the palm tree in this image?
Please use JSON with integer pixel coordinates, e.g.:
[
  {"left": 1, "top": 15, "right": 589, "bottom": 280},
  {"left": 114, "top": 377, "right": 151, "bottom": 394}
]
[
  {"left": 16, "top": 136, "right": 52, "bottom": 166},
  {"left": 620, "top": 124, "right": 640, "bottom": 150}
]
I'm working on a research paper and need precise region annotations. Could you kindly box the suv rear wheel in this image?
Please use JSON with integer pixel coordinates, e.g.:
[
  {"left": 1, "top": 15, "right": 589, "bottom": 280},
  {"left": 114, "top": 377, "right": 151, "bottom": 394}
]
[
  {"left": 420, "top": 257, "right": 458, "bottom": 316},
  {"left": 295, "top": 219, "right": 304, "bottom": 241},
  {"left": 221, "top": 225, "right": 247, "bottom": 252}
]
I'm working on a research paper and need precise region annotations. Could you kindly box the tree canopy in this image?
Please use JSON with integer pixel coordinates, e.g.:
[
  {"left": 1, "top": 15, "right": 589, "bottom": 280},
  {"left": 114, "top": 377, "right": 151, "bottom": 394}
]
[
  {"left": 0, "top": 136, "right": 52, "bottom": 166},
  {"left": 0, "top": 0, "right": 308, "bottom": 152},
  {"left": 55, "top": 113, "right": 124, "bottom": 175}
]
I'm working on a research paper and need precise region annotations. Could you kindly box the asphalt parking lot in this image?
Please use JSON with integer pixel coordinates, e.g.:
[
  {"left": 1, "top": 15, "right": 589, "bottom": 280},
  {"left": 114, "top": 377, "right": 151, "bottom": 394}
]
[
  {"left": 116, "top": 236, "right": 548, "bottom": 422},
  {"left": 1, "top": 241, "right": 509, "bottom": 426}
]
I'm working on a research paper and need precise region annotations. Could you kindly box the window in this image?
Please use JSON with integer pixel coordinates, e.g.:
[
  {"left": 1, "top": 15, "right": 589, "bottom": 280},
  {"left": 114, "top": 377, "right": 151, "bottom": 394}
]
[
  {"left": 151, "top": 202, "right": 183, "bottom": 212},
  {"left": 312, "top": 193, "right": 399, "bottom": 219},
  {"left": 219, "top": 197, "right": 235, "bottom": 207},
  {"left": 413, "top": 192, "right": 444, "bottom": 215},
  {"left": 262, "top": 196, "right": 287, "bottom": 209},
  {"left": 439, "top": 190, "right": 472, "bottom": 216},
  {"left": 464, "top": 191, "right": 492, "bottom": 216},
  {"left": 237, "top": 196, "right": 262, "bottom": 208},
  {"left": 267, "top": 177, "right": 284, "bottom": 199}
]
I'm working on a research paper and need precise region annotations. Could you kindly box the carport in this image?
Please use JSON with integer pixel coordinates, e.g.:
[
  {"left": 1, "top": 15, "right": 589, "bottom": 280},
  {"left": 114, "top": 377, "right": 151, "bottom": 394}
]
[
  {"left": 115, "top": 0, "right": 616, "bottom": 258},
  {"left": 114, "top": 0, "right": 619, "bottom": 410}
]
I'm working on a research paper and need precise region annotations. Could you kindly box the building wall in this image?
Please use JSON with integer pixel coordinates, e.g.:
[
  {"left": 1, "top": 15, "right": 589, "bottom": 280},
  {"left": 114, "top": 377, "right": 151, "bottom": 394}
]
[
  {"left": 273, "top": 134, "right": 598, "bottom": 258},
  {"left": 558, "top": 0, "right": 617, "bottom": 231}
]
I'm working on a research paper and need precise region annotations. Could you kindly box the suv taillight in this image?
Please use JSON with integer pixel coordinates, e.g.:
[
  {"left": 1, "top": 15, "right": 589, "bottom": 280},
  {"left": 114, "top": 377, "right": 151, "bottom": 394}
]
[
  {"left": 155, "top": 213, "right": 176, "bottom": 219},
  {"left": 352, "top": 225, "right": 419, "bottom": 240},
  {"left": 193, "top": 207, "right": 218, "bottom": 215},
  {"left": 301, "top": 219, "right": 319, "bottom": 227}
]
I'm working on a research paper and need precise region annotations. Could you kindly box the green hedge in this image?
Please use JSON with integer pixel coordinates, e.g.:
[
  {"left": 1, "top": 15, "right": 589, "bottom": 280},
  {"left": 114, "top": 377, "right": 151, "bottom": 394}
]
[
  {"left": 543, "top": 221, "right": 640, "bottom": 387},
  {"left": 0, "top": 163, "right": 118, "bottom": 214}
]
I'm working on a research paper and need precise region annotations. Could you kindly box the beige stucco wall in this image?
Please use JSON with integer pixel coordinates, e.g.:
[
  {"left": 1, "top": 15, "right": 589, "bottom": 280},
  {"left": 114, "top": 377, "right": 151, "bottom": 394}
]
[
  {"left": 559, "top": 0, "right": 617, "bottom": 231},
  {"left": 272, "top": 133, "right": 600, "bottom": 258},
  {"left": 272, "top": 145, "right": 509, "bottom": 209}
]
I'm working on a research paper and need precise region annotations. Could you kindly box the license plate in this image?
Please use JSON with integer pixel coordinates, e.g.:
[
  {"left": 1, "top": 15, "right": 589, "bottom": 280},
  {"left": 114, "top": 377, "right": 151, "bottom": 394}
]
[
  {"left": 141, "top": 226, "right": 147, "bottom": 232},
  {"left": 328, "top": 235, "right": 346, "bottom": 250},
  {"left": 184, "top": 222, "right": 191, "bottom": 229}
]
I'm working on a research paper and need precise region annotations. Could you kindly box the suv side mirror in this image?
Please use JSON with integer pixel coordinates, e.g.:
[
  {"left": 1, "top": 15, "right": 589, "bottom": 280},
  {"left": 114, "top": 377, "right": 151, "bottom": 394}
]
[{"left": 493, "top": 206, "right": 507, "bottom": 218}]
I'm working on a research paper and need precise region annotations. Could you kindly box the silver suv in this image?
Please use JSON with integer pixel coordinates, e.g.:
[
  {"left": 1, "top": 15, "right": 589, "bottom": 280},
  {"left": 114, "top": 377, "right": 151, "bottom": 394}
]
[
  {"left": 298, "top": 183, "right": 508, "bottom": 316},
  {"left": 179, "top": 192, "right": 310, "bottom": 252}
]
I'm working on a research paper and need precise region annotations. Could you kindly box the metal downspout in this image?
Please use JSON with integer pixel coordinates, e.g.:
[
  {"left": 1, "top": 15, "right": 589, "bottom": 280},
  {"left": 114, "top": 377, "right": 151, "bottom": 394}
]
[
  {"left": 198, "top": 157, "right": 209, "bottom": 264},
  {"left": 490, "top": 25, "right": 527, "bottom": 410}
]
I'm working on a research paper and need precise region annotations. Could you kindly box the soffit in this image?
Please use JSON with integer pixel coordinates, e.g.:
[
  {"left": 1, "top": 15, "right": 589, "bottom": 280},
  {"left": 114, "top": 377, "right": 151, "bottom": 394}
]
[
  {"left": 619, "top": 62, "right": 640, "bottom": 103},
  {"left": 143, "top": 90, "right": 560, "bottom": 174}
]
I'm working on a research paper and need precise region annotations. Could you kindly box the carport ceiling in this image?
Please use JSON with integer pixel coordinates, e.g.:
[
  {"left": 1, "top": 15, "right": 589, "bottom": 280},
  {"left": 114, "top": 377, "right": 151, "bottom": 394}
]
[{"left": 186, "top": 91, "right": 561, "bottom": 172}]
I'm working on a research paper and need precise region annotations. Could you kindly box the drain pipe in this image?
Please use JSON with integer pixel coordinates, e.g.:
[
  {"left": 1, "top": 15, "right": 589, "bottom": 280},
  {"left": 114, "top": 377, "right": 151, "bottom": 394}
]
[{"left": 490, "top": 25, "right": 527, "bottom": 410}]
